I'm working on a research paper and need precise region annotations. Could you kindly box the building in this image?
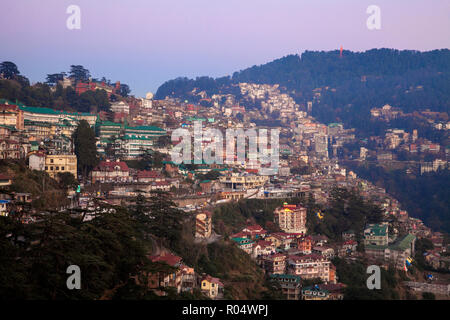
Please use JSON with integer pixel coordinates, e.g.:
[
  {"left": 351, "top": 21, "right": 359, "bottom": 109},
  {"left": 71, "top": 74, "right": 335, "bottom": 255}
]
[
  {"left": 269, "top": 274, "right": 301, "bottom": 300},
  {"left": 231, "top": 237, "right": 255, "bottom": 254},
  {"left": 195, "top": 211, "right": 212, "bottom": 239},
  {"left": 44, "top": 154, "right": 77, "bottom": 179},
  {"left": 91, "top": 160, "right": 131, "bottom": 183},
  {"left": 110, "top": 101, "right": 130, "bottom": 114},
  {"left": 29, "top": 152, "right": 46, "bottom": 171},
  {"left": 274, "top": 203, "right": 307, "bottom": 234},
  {"left": 364, "top": 223, "right": 389, "bottom": 246},
  {"left": 302, "top": 285, "right": 329, "bottom": 300},
  {"left": 0, "top": 104, "right": 24, "bottom": 130},
  {"left": 262, "top": 253, "right": 286, "bottom": 275},
  {"left": 287, "top": 254, "right": 332, "bottom": 283},
  {"left": 20, "top": 106, "right": 97, "bottom": 127},
  {"left": 365, "top": 234, "right": 416, "bottom": 270},
  {"left": 148, "top": 253, "right": 183, "bottom": 294},
  {"left": 219, "top": 173, "right": 269, "bottom": 190},
  {"left": 200, "top": 275, "right": 224, "bottom": 299}
]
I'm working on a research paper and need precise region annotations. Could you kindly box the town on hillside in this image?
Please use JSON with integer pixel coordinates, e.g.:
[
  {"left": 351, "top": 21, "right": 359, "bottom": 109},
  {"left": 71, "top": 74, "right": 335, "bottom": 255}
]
[{"left": 0, "top": 61, "right": 449, "bottom": 301}]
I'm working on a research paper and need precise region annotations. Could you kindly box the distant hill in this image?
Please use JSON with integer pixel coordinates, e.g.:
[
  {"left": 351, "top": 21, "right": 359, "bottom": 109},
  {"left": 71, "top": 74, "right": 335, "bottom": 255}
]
[{"left": 155, "top": 48, "right": 450, "bottom": 129}]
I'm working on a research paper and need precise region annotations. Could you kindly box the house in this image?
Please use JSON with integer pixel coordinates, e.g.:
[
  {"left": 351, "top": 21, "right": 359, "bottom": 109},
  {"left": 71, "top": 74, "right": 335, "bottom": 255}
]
[
  {"left": 311, "top": 234, "right": 329, "bottom": 247},
  {"left": 262, "top": 253, "right": 287, "bottom": 275},
  {"left": 44, "top": 154, "right": 77, "bottom": 179},
  {"left": 231, "top": 237, "right": 254, "bottom": 254},
  {"left": 28, "top": 152, "right": 46, "bottom": 171},
  {"left": 302, "top": 285, "right": 329, "bottom": 300},
  {"left": 318, "top": 283, "right": 346, "bottom": 300},
  {"left": 148, "top": 253, "right": 183, "bottom": 294},
  {"left": 91, "top": 159, "right": 131, "bottom": 183},
  {"left": 364, "top": 223, "right": 389, "bottom": 246},
  {"left": 312, "top": 246, "right": 335, "bottom": 259},
  {"left": 0, "top": 138, "right": 29, "bottom": 159},
  {"left": 136, "top": 170, "right": 164, "bottom": 183},
  {"left": 200, "top": 275, "right": 224, "bottom": 299},
  {"left": 342, "top": 230, "right": 356, "bottom": 241},
  {"left": 180, "top": 265, "right": 196, "bottom": 293},
  {"left": 0, "top": 174, "right": 12, "bottom": 187},
  {"left": 287, "top": 254, "right": 332, "bottom": 283},
  {"left": 269, "top": 274, "right": 301, "bottom": 300},
  {"left": 241, "top": 224, "right": 267, "bottom": 240},
  {"left": 297, "top": 236, "right": 313, "bottom": 254},
  {"left": 0, "top": 199, "right": 10, "bottom": 216},
  {"left": 338, "top": 240, "right": 358, "bottom": 257}
]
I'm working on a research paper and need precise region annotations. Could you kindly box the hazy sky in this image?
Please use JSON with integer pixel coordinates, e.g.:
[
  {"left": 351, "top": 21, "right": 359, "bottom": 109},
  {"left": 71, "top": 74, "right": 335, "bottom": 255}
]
[{"left": 1, "top": 0, "right": 449, "bottom": 96}]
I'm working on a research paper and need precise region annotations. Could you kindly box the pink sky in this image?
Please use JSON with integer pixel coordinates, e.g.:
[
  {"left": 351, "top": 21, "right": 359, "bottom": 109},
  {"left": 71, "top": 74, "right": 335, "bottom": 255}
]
[{"left": 1, "top": 0, "right": 449, "bottom": 96}]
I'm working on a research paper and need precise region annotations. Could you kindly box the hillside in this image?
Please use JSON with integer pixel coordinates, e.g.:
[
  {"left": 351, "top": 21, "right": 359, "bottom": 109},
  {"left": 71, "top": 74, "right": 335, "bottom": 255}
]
[{"left": 155, "top": 48, "right": 450, "bottom": 131}]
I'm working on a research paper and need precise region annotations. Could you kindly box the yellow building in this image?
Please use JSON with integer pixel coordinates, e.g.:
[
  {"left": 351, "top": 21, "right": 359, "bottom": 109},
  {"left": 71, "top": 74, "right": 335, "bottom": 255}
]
[
  {"left": 200, "top": 275, "right": 224, "bottom": 299},
  {"left": 45, "top": 154, "right": 77, "bottom": 179}
]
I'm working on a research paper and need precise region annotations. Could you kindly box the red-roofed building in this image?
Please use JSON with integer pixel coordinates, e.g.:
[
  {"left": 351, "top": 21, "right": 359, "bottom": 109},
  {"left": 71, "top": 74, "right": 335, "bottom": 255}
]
[
  {"left": 147, "top": 253, "right": 183, "bottom": 293},
  {"left": 241, "top": 224, "right": 267, "bottom": 240},
  {"left": 91, "top": 159, "right": 131, "bottom": 183},
  {"left": 137, "top": 170, "right": 164, "bottom": 183}
]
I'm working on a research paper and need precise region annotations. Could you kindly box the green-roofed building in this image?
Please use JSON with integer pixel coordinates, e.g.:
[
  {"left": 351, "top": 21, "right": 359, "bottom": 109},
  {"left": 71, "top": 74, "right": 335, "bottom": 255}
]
[
  {"left": 365, "top": 233, "right": 416, "bottom": 270},
  {"left": 364, "top": 223, "right": 389, "bottom": 246},
  {"left": 270, "top": 274, "right": 302, "bottom": 300}
]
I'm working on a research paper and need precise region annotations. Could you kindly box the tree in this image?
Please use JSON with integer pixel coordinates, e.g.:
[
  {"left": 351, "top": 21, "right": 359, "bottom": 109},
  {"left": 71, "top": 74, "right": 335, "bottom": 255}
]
[
  {"left": 73, "top": 120, "right": 99, "bottom": 180},
  {"left": 69, "top": 65, "right": 90, "bottom": 83},
  {"left": 46, "top": 73, "right": 65, "bottom": 86},
  {"left": 119, "top": 84, "right": 131, "bottom": 97},
  {"left": 0, "top": 61, "right": 20, "bottom": 79},
  {"left": 56, "top": 172, "right": 78, "bottom": 190}
]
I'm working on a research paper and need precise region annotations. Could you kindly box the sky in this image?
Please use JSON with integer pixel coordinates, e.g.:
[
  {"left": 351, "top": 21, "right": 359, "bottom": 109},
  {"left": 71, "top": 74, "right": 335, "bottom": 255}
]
[{"left": 1, "top": 0, "right": 449, "bottom": 97}]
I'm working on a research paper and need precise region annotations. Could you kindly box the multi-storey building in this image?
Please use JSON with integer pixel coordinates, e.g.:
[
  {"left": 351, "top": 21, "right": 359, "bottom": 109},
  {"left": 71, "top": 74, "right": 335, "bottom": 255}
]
[
  {"left": 262, "top": 253, "right": 286, "bottom": 275},
  {"left": 219, "top": 173, "right": 269, "bottom": 190},
  {"left": 91, "top": 160, "right": 131, "bottom": 183},
  {"left": 287, "top": 254, "right": 332, "bottom": 283},
  {"left": 274, "top": 203, "right": 307, "bottom": 234},
  {"left": 364, "top": 223, "right": 389, "bottom": 246},
  {"left": 44, "top": 154, "right": 77, "bottom": 179},
  {"left": 269, "top": 274, "right": 301, "bottom": 300},
  {"left": 195, "top": 211, "right": 212, "bottom": 239}
]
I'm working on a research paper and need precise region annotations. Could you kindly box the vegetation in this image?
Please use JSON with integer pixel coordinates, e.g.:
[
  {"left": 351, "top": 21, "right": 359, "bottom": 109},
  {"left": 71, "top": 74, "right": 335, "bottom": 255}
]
[
  {"left": 349, "top": 163, "right": 450, "bottom": 233},
  {"left": 155, "top": 49, "right": 450, "bottom": 133},
  {"left": 73, "top": 120, "right": 99, "bottom": 179},
  {"left": 332, "top": 257, "right": 400, "bottom": 300}
]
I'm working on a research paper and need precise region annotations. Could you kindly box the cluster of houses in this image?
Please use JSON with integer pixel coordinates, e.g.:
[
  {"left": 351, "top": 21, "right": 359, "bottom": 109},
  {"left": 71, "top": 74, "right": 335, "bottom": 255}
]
[{"left": 146, "top": 252, "right": 224, "bottom": 299}]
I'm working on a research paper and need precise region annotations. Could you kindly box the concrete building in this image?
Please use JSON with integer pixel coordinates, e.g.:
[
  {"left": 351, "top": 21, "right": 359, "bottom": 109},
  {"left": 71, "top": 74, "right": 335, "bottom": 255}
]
[
  {"left": 274, "top": 203, "right": 307, "bottom": 234},
  {"left": 195, "top": 211, "right": 212, "bottom": 239},
  {"left": 45, "top": 154, "right": 77, "bottom": 179}
]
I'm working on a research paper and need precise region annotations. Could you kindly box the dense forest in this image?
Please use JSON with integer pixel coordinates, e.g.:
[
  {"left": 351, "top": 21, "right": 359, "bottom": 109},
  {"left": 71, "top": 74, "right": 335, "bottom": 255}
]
[{"left": 155, "top": 49, "right": 450, "bottom": 132}]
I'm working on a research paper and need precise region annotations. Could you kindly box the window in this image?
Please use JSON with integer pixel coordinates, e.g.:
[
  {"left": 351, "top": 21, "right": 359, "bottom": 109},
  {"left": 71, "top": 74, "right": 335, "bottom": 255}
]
[
  {"left": 61, "top": 166, "right": 64, "bottom": 171},
  {"left": 56, "top": 166, "right": 59, "bottom": 170},
  {"left": 50, "top": 166, "right": 53, "bottom": 170},
  {"left": 45, "top": 166, "right": 48, "bottom": 170},
  {"left": 50, "top": 159, "right": 54, "bottom": 163}
]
